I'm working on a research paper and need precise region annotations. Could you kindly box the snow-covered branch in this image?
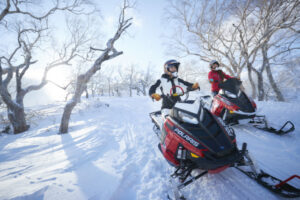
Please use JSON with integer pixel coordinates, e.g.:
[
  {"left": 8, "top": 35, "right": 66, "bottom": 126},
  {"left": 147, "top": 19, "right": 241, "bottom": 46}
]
[
  {"left": 0, "top": 0, "right": 91, "bottom": 22},
  {"left": 0, "top": 0, "right": 96, "bottom": 134},
  {"left": 59, "top": 0, "right": 133, "bottom": 134}
]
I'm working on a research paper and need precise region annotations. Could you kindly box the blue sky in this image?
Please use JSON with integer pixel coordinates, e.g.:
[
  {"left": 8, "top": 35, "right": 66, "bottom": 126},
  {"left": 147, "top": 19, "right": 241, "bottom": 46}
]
[
  {"left": 0, "top": 0, "right": 183, "bottom": 105},
  {"left": 98, "top": 0, "right": 171, "bottom": 73}
]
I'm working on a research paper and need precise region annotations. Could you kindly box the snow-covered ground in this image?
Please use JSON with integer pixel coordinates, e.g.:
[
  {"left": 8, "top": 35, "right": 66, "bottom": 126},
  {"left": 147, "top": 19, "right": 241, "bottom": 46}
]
[{"left": 0, "top": 95, "right": 299, "bottom": 200}]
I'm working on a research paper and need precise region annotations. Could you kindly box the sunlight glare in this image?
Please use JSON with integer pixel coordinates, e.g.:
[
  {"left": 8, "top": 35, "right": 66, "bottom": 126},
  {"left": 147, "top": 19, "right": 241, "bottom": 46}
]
[{"left": 45, "top": 66, "right": 72, "bottom": 101}]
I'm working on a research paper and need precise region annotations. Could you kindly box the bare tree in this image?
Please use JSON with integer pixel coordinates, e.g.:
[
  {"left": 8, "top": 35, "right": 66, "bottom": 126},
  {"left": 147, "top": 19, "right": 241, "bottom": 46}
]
[
  {"left": 118, "top": 64, "right": 153, "bottom": 96},
  {"left": 84, "top": 63, "right": 154, "bottom": 97},
  {"left": 112, "top": 78, "right": 123, "bottom": 97},
  {"left": 118, "top": 64, "right": 136, "bottom": 97},
  {"left": 165, "top": 0, "right": 300, "bottom": 100},
  {"left": 0, "top": 0, "right": 87, "bottom": 22},
  {"left": 137, "top": 65, "right": 155, "bottom": 96},
  {"left": 88, "top": 73, "right": 101, "bottom": 97},
  {"left": 165, "top": 0, "right": 244, "bottom": 75},
  {"left": 235, "top": 0, "right": 300, "bottom": 101},
  {"left": 127, "top": 64, "right": 137, "bottom": 97},
  {"left": 0, "top": 1, "right": 93, "bottom": 134},
  {"left": 275, "top": 57, "right": 300, "bottom": 100},
  {"left": 59, "top": 1, "right": 133, "bottom": 134},
  {"left": 105, "top": 67, "right": 116, "bottom": 96},
  {"left": 260, "top": 1, "right": 300, "bottom": 101},
  {"left": 0, "top": 19, "right": 89, "bottom": 133},
  {"left": 166, "top": 0, "right": 261, "bottom": 97}
]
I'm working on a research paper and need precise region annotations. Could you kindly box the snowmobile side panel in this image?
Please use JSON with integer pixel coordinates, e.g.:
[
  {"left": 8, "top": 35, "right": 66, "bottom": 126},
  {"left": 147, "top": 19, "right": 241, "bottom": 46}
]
[
  {"left": 211, "top": 95, "right": 240, "bottom": 117},
  {"left": 160, "top": 143, "right": 180, "bottom": 167},
  {"left": 161, "top": 121, "right": 180, "bottom": 166},
  {"left": 211, "top": 97, "right": 224, "bottom": 116}
]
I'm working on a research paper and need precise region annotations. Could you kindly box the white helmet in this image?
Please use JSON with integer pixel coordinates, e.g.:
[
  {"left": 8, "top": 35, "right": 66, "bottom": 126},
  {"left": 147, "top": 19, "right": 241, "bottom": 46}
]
[
  {"left": 209, "top": 60, "right": 221, "bottom": 70},
  {"left": 164, "top": 59, "right": 180, "bottom": 77}
]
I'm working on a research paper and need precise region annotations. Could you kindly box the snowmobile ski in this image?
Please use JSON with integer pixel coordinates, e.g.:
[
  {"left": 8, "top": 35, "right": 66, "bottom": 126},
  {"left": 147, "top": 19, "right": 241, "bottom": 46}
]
[
  {"left": 167, "top": 176, "right": 187, "bottom": 200},
  {"left": 177, "top": 170, "right": 208, "bottom": 190},
  {"left": 250, "top": 115, "right": 295, "bottom": 135},
  {"left": 235, "top": 167, "right": 300, "bottom": 198},
  {"left": 167, "top": 170, "right": 208, "bottom": 200}
]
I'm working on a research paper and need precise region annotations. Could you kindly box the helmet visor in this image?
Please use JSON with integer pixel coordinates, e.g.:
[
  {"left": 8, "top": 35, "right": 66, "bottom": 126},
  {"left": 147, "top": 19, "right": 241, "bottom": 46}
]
[
  {"left": 210, "top": 60, "right": 219, "bottom": 67},
  {"left": 166, "top": 63, "right": 179, "bottom": 72}
]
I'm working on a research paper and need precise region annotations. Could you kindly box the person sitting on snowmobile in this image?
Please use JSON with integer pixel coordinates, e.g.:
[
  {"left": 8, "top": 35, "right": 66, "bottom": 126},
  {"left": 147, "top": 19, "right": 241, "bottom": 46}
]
[
  {"left": 208, "top": 60, "right": 234, "bottom": 97},
  {"left": 149, "top": 59, "right": 199, "bottom": 117}
]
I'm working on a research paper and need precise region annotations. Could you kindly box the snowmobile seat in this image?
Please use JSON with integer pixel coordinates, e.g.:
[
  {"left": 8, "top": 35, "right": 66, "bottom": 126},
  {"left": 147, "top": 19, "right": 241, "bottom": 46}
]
[{"left": 184, "top": 100, "right": 195, "bottom": 104}]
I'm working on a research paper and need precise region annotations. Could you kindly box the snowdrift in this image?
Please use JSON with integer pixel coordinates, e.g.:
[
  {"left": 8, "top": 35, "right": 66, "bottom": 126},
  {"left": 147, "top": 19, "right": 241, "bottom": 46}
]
[{"left": 0, "top": 96, "right": 299, "bottom": 200}]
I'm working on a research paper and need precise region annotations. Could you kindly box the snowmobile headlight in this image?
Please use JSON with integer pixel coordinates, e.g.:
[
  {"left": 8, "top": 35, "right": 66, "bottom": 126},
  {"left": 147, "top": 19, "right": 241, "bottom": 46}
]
[
  {"left": 178, "top": 111, "right": 198, "bottom": 124},
  {"left": 224, "top": 91, "right": 237, "bottom": 98},
  {"left": 191, "top": 151, "right": 206, "bottom": 158},
  {"left": 229, "top": 110, "right": 235, "bottom": 114},
  {"left": 190, "top": 152, "right": 200, "bottom": 158}
]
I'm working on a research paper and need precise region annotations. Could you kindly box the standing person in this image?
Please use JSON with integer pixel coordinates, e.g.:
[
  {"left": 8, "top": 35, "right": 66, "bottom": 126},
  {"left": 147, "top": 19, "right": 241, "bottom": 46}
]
[
  {"left": 149, "top": 59, "right": 199, "bottom": 117},
  {"left": 208, "top": 60, "right": 233, "bottom": 97}
]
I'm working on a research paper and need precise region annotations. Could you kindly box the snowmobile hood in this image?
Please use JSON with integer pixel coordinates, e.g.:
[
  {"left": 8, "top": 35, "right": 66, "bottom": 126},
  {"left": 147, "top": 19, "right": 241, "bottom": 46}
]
[{"left": 170, "top": 101, "right": 235, "bottom": 156}]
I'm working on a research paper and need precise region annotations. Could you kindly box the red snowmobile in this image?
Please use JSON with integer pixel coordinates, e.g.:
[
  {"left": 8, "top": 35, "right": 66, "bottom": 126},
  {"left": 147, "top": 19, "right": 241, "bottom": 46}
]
[
  {"left": 150, "top": 87, "right": 300, "bottom": 199},
  {"left": 210, "top": 78, "right": 295, "bottom": 135}
]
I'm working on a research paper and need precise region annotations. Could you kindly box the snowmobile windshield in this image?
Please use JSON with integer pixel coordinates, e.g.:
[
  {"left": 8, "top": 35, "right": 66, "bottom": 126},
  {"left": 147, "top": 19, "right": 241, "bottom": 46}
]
[{"left": 218, "top": 78, "right": 242, "bottom": 95}]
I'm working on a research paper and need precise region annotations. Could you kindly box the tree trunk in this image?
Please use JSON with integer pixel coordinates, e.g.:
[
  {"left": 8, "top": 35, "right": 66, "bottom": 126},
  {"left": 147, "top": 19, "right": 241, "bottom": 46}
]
[
  {"left": 85, "top": 88, "right": 89, "bottom": 99},
  {"left": 142, "top": 85, "right": 146, "bottom": 96},
  {"left": 256, "top": 72, "right": 265, "bottom": 101},
  {"left": 262, "top": 45, "right": 285, "bottom": 101},
  {"left": 0, "top": 82, "right": 29, "bottom": 134},
  {"left": 266, "top": 63, "right": 285, "bottom": 101},
  {"left": 108, "top": 80, "right": 111, "bottom": 96},
  {"left": 7, "top": 106, "right": 29, "bottom": 134},
  {"left": 247, "top": 64, "right": 257, "bottom": 99},
  {"left": 59, "top": 75, "right": 85, "bottom": 133},
  {"left": 59, "top": 99, "right": 77, "bottom": 133}
]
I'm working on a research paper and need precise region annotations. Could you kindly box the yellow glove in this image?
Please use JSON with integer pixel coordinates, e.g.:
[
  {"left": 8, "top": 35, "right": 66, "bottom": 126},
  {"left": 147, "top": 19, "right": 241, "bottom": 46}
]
[
  {"left": 192, "top": 82, "right": 199, "bottom": 89},
  {"left": 151, "top": 93, "right": 161, "bottom": 101}
]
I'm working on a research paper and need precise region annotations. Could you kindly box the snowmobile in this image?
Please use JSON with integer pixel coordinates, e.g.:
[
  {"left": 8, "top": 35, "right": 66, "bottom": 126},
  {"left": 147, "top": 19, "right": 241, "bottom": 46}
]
[
  {"left": 210, "top": 78, "right": 295, "bottom": 135},
  {"left": 149, "top": 86, "right": 300, "bottom": 199}
]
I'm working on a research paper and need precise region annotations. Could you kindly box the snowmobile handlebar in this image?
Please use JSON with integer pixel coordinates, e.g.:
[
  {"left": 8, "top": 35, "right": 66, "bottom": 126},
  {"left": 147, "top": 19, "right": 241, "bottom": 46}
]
[
  {"left": 160, "top": 86, "right": 199, "bottom": 105},
  {"left": 169, "top": 85, "right": 199, "bottom": 97}
]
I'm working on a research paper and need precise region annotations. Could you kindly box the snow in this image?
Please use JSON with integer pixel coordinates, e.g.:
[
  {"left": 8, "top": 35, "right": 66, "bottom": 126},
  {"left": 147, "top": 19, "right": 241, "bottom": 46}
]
[{"left": 0, "top": 96, "right": 300, "bottom": 200}]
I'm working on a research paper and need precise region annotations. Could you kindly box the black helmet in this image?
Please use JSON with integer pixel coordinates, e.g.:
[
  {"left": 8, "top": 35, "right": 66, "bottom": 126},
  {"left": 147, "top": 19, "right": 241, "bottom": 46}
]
[
  {"left": 209, "top": 60, "right": 219, "bottom": 69},
  {"left": 164, "top": 59, "right": 180, "bottom": 73}
]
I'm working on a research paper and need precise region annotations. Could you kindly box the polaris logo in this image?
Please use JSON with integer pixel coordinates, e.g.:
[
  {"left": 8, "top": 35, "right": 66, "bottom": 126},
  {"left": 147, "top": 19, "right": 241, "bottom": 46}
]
[{"left": 174, "top": 128, "right": 199, "bottom": 147}]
